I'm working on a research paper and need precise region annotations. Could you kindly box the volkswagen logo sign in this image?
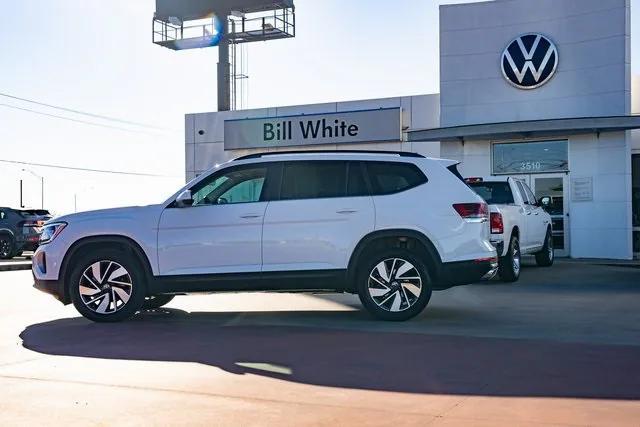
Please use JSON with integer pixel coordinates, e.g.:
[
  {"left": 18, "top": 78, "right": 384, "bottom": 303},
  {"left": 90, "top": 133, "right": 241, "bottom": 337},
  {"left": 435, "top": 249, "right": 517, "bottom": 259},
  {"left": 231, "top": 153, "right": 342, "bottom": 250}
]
[{"left": 502, "top": 33, "right": 558, "bottom": 89}]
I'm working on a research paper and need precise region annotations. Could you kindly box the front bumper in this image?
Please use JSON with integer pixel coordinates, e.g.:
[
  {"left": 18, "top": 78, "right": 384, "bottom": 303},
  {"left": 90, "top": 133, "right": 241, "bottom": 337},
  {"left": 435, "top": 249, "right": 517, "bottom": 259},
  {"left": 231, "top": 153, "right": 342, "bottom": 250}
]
[{"left": 33, "top": 274, "right": 68, "bottom": 304}]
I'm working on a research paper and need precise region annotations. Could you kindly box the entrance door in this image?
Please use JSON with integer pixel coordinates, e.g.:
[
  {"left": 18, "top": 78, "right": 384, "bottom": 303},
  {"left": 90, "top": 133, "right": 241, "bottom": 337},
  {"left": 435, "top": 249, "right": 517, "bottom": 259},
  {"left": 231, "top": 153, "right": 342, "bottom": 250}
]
[{"left": 511, "top": 174, "right": 569, "bottom": 257}]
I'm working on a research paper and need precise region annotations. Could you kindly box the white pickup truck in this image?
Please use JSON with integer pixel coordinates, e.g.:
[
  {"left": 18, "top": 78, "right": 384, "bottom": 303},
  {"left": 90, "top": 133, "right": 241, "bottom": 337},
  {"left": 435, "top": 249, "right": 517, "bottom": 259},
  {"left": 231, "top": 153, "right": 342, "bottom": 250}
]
[{"left": 466, "top": 177, "right": 554, "bottom": 282}]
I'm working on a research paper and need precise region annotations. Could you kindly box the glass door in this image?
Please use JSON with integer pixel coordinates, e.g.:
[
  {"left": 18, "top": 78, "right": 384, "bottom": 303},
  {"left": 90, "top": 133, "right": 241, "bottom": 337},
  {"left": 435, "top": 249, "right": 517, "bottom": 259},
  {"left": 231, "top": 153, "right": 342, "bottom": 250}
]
[
  {"left": 633, "top": 154, "right": 640, "bottom": 258},
  {"left": 530, "top": 174, "right": 569, "bottom": 257},
  {"left": 506, "top": 174, "right": 569, "bottom": 257}
]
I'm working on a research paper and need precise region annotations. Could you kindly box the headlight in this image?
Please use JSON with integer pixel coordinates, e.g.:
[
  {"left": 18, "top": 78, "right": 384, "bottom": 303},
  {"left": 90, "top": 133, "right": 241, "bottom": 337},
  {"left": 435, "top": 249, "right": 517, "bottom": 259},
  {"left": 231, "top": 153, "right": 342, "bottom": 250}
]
[{"left": 39, "top": 222, "right": 67, "bottom": 244}]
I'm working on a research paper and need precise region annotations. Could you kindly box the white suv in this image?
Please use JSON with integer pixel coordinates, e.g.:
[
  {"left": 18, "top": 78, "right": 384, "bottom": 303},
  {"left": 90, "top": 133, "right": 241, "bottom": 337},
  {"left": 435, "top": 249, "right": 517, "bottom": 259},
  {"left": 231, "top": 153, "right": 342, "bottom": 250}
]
[{"left": 33, "top": 151, "right": 497, "bottom": 322}]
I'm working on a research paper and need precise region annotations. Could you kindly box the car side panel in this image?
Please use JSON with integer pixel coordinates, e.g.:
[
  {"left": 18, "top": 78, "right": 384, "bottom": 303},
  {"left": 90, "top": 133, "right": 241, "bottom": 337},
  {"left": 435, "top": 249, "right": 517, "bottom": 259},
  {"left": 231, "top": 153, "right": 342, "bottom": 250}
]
[
  {"left": 32, "top": 206, "right": 162, "bottom": 282},
  {"left": 373, "top": 161, "right": 494, "bottom": 263},
  {"left": 262, "top": 195, "right": 375, "bottom": 271}
]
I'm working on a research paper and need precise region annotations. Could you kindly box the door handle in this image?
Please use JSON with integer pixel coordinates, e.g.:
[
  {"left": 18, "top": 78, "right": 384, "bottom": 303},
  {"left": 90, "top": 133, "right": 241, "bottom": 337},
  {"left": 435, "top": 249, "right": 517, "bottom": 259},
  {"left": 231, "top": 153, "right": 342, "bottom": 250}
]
[
  {"left": 240, "top": 214, "right": 262, "bottom": 219},
  {"left": 336, "top": 209, "right": 358, "bottom": 214}
]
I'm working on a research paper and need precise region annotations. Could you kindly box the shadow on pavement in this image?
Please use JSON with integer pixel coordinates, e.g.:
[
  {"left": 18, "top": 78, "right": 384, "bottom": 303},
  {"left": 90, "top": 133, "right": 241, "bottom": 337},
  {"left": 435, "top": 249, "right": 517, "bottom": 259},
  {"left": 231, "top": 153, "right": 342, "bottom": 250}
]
[{"left": 20, "top": 308, "right": 640, "bottom": 399}]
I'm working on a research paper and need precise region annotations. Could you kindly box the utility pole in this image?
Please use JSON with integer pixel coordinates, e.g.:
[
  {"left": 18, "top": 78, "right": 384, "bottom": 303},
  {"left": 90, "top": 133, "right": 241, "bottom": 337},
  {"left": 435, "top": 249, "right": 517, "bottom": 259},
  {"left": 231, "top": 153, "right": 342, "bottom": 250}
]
[
  {"left": 22, "top": 168, "right": 45, "bottom": 209},
  {"left": 217, "top": 15, "right": 231, "bottom": 112}
]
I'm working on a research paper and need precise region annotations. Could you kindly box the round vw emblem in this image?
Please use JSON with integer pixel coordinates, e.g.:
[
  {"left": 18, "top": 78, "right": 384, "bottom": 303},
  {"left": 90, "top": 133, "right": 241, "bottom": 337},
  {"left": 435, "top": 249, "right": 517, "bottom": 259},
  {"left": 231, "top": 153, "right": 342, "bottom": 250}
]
[{"left": 502, "top": 33, "right": 558, "bottom": 89}]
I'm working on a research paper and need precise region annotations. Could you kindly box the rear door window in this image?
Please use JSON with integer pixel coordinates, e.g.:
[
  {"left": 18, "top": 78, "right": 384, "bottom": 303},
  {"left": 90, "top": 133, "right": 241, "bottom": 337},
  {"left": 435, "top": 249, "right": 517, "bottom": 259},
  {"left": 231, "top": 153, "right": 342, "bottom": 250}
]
[
  {"left": 346, "top": 162, "right": 369, "bottom": 197},
  {"left": 365, "top": 161, "right": 427, "bottom": 195},
  {"left": 280, "top": 161, "right": 347, "bottom": 200}
]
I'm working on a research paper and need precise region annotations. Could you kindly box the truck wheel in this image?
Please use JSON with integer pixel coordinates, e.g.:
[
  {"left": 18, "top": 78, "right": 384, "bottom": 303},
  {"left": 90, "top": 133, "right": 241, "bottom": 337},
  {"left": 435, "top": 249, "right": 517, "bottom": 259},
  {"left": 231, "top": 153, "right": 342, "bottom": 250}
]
[
  {"left": 69, "top": 249, "right": 146, "bottom": 322},
  {"left": 143, "top": 295, "right": 175, "bottom": 310},
  {"left": 498, "top": 235, "right": 521, "bottom": 282},
  {"left": 0, "top": 234, "right": 15, "bottom": 259},
  {"left": 535, "top": 230, "right": 554, "bottom": 267},
  {"left": 357, "top": 248, "right": 432, "bottom": 321}
]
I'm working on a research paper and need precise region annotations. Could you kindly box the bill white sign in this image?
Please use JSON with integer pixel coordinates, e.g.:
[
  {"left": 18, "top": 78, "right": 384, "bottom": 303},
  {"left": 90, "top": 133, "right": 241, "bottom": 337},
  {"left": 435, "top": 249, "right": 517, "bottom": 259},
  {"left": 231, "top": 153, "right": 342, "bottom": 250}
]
[{"left": 224, "top": 108, "right": 401, "bottom": 150}]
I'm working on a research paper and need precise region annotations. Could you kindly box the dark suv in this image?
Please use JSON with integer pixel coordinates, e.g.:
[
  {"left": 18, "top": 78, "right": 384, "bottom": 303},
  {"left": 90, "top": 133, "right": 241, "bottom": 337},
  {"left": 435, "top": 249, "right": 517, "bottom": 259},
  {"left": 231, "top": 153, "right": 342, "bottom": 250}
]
[{"left": 0, "top": 208, "right": 52, "bottom": 259}]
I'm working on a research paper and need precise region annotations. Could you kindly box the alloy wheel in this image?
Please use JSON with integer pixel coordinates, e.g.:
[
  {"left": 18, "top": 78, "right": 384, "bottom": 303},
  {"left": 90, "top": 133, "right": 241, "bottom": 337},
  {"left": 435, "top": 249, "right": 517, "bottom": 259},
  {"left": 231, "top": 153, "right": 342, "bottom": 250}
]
[
  {"left": 368, "top": 258, "right": 422, "bottom": 312},
  {"left": 78, "top": 260, "right": 133, "bottom": 314},
  {"left": 548, "top": 234, "right": 554, "bottom": 260},
  {"left": 512, "top": 242, "right": 521, "bottom": 275}
]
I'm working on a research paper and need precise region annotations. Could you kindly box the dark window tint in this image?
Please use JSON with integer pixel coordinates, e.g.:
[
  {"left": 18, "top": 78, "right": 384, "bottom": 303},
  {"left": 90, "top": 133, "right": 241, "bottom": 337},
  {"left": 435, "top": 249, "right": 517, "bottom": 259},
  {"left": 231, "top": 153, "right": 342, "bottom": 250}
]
[
  {"left": 469, "top": 182, "right": 514, "bottom": 204},
  {"left": 365, "top": 161, "right": 427, "bottom": 195},
  {"left": 280, "top": 161, "right": 347, "bottom": 200},
  {"left": 347, "top": 162, "right": 369, "bottom": 197}
]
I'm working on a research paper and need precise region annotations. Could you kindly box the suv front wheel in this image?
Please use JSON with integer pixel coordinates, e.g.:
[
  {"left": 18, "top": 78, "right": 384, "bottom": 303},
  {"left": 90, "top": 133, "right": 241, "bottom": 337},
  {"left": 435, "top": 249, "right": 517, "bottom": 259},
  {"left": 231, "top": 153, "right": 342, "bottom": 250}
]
[
  {"left": 69, "top": 249, "right": 146, "bottom": 322},
  {"left": 357, "top": 248, "right": 432, "bottom": 321}
]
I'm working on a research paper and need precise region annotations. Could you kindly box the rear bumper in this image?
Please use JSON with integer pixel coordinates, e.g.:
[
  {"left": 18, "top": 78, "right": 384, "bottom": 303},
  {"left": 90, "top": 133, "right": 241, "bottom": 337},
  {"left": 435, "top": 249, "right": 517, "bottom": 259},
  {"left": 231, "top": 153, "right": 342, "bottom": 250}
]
[
  {"left": 490, "top": 239, "right": 505, "bottom": 257},
  {"left": 33, "top": 274, "right": 68, "bottom": 304},
  {"left": 437, "top": 258, "right": 498, "bottom": 290}
]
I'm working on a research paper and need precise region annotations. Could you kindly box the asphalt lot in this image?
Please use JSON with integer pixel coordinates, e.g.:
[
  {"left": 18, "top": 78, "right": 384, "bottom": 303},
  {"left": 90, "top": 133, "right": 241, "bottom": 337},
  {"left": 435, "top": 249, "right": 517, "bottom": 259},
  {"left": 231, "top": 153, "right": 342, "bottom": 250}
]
[
  {"left": 0, "top": 259, "right": 639, "bottom": 426},
  {"left": 0, "top": 254, "right": 32, "bottom": 272}
]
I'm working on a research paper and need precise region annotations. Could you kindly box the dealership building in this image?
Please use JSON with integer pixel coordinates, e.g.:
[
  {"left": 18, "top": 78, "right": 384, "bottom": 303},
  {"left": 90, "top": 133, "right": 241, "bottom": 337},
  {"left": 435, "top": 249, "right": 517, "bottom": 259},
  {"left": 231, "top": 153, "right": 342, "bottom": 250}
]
[{"left": 185, "top": 0, "right": 640, "bottom": 260}]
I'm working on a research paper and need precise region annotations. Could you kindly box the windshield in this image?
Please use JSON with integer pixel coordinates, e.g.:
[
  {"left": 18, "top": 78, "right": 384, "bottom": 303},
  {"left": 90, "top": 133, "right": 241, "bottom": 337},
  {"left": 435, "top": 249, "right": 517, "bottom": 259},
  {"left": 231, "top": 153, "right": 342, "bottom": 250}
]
[{"left": 469, "top": 182, "right": 514, "bottom": 205}]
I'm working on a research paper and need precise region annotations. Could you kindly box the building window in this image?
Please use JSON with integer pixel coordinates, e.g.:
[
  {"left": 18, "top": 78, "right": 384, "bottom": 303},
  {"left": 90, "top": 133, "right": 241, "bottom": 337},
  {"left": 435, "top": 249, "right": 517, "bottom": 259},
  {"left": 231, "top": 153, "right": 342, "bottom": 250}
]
[
  {"left": 492, "top": 140, "right": 568, "bottom": 175},
  {"left": 633, "top": 154, "right": 640, "bottom": 255}
]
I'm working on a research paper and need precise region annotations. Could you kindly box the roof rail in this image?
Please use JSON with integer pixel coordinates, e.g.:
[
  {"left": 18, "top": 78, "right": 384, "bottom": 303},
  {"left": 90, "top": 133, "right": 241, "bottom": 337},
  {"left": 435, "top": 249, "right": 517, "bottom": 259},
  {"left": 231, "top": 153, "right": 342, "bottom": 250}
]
[{"left": 233, "top": 150, "right": 425, "bottom": 161}]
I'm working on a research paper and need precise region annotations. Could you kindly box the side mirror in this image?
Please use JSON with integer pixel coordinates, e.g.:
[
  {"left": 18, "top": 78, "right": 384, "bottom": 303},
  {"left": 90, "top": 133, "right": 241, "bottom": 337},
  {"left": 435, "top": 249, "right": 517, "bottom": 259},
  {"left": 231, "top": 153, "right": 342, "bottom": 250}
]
[
  {"left": 175, "top": 189, "right": 194, "bottom": 208},
  {"left": 540, "top": 196, "right": 551, "bottom": 207}
]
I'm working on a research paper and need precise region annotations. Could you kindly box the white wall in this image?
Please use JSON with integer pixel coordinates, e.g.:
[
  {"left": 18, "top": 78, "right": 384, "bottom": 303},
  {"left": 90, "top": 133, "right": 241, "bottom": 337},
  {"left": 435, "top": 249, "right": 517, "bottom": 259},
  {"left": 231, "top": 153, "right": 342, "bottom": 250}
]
[
  {"left": 185, "top": 94, "right": 440, "bottom": 181},
  {"left": 569, "top": 132, "right": 633, "bottom": 259},
  {"left": 440, "top": 0, "right": 631, "bottom": 127}
]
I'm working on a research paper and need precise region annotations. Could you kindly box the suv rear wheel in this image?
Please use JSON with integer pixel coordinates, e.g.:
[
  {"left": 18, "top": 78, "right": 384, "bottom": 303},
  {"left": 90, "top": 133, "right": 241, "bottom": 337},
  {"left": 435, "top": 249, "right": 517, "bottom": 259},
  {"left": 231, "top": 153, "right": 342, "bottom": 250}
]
[
  {"left": 69, "top": 249, "right": 146, "bottom": 322},
  {"left": 357, "top": 248, "right": 432, "bottom": 321},
  {"left": 0, "top": 234, "right": 15, "bottom": 259}
]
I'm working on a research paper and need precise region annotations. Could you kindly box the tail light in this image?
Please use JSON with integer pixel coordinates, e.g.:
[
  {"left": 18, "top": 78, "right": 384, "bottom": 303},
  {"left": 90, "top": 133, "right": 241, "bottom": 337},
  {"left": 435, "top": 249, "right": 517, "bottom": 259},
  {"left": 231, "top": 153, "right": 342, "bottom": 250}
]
[
  {"left": 453, "top": 203, "right": 488, "bottom": 221},
  {"left": 19, "top": 220, "right": 42, "bottom": 232},
  {"left": 490, "top": 212, "right": 504, "bottom": 234}
]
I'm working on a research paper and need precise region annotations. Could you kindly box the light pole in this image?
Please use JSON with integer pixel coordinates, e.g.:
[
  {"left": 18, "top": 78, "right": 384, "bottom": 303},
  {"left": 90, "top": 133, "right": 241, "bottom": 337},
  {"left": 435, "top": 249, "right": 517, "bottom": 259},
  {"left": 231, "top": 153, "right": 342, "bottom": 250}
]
[{"left": 21, "top": 168, "right": 44, "bottom": 209}]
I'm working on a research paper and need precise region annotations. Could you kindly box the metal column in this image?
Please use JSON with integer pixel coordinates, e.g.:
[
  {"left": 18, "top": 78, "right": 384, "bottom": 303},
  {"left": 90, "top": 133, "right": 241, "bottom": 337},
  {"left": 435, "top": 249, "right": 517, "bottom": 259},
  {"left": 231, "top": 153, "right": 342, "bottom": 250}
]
[{"left": 217, "top": 15, "right": 231, "bottom": 111}]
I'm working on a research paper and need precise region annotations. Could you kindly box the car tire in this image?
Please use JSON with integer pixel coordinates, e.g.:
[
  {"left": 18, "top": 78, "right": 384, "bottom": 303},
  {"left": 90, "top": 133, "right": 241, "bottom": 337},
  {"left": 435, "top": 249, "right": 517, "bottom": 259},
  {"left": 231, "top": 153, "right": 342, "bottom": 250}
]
[
  {"left": 142, "top": 295, "right": 175, "bottom": 310},
  {"left": 357, "top": 248, "right": 432, "bottom": 321},
  {"left": 535, "top": 229, "right": 554, "bottom": 267},
  {"left": 69, "top": 249, "right": 146, "bottom": 323},
  {"left": 0, "top": 234, "right": 15, "bottom": 260},
  {"left": 498, "top": 235, "right": 521, "bottom": 283}
]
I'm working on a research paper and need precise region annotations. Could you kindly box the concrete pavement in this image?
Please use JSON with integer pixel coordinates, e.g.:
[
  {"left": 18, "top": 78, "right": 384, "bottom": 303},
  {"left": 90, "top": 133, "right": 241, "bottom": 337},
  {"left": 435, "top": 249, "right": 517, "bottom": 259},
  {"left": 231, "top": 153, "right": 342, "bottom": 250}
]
[{"left": 0, "top": 260, "right": 639, "bottom": 426}]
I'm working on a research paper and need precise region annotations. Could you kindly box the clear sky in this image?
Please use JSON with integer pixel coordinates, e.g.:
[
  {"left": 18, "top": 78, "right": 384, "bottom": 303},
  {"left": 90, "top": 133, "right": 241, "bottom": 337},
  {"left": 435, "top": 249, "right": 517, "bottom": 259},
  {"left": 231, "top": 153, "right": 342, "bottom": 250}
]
[{"left": 0, "top": 0, "right": 638, "bottom": 215}]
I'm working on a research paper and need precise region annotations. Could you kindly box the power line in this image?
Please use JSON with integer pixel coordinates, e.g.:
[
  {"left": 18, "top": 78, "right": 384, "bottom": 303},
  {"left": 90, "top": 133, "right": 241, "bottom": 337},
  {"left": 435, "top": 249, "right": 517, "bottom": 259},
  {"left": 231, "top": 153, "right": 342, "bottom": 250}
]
[
  {"left": 0, "top": 91, "right": 173, "bottom": 131},
  {"left": 0, "top": 103, "right": 152, "bottom": 134},
  {"left": 0, "top": 159, "right": 180, "bottom": 178},
  {"left": 0, "top": 103, "right": 175, "bottom": 137}
]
